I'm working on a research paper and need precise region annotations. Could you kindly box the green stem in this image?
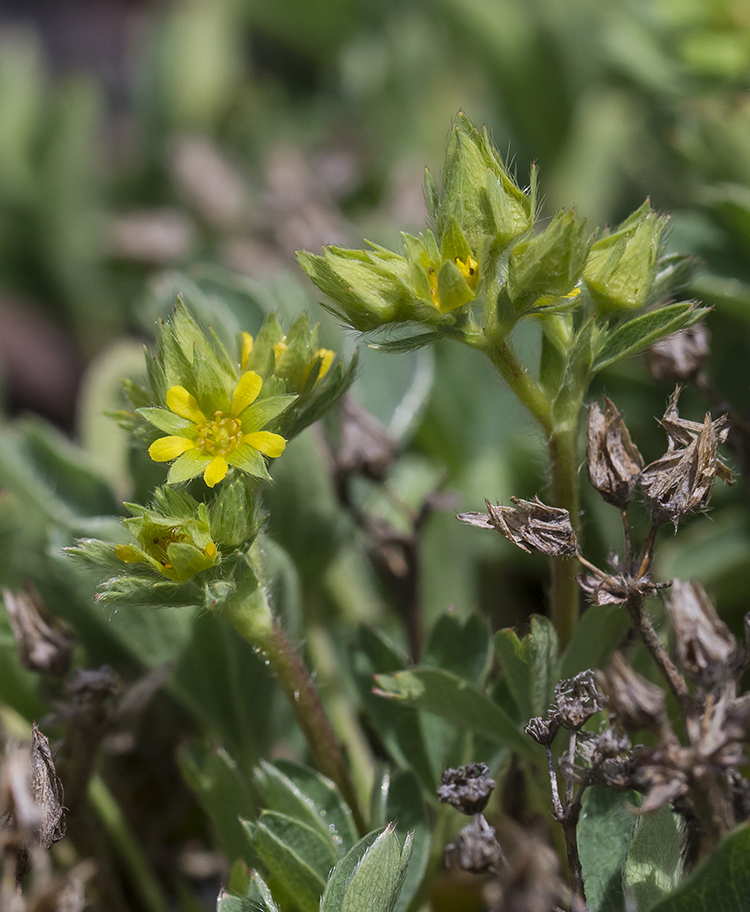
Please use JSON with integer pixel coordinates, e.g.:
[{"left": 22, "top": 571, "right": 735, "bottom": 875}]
[
  {"left": 88, "top": 775, "right": 170, "bottom": 912},
  {"left": 222, "top": 598, "right": 367, "bottom": 835},
  {"left": 548, "top": 422, "right": 581, "bottom": 649}
]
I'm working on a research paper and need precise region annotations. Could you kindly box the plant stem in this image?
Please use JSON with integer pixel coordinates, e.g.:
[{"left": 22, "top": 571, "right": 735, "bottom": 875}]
[
  {"left": 88, "top": 775, "right": 170, "bottom": 912},
  {"left": 222, "top": 598, "right": 367, "bottom": 834},
  {"left": 548, "top": 423, "right": 581, "bottom": 648},
  {"left": 625, "top": 594, "right": 692, "bottom": 717}
]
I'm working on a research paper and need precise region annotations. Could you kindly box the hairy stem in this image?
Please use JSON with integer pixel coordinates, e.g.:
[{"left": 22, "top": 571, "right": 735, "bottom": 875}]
[
  {"left": 223, "top": 599, "right": 367, "bottom": 834},
  {"left": 549, "top": 424, "right": 581, "bottom": 648}
]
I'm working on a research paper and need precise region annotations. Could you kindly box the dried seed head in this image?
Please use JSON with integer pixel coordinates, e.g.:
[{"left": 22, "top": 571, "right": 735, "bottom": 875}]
[
  {"left": 438, "top": 763, "right": 496, "bottom": 815},
  {"left": 524, "top": 716, "right": 560, "bottom": 747},
  {"left": 640, "top": 389, "right": 732, "bottom": 527},
  {"left": 648, "top": 324, "right": 711, "bottom": 382},
  {"left": 444, "top": 814, "right": 505, "bottom": 874},
  {"left": 667, "top": 579, "right": 737, "bottom": 688},
  {"left": 2, "top": 584, "right": 75, "bottom": 677},
  {"left": 554, "top": 670, "right": 604, "bottom": 730},
  {"left": 578, "top": 571, "right": 667, "bottom": 606},
  {"left": 458, "top": 496, "right": 578, "bottom": 557},
  {"left": 586, "top": 398, "right": 644, "bottom": 508},
  {"left": 597, "top": 652, "right": 666, "bottom": 731},
  {"left": 30, "top": 723, "right": 65, "bottom": 849}
]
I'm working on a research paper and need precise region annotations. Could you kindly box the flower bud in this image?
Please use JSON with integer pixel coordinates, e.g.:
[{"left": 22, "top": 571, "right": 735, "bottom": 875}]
[
  {"left": 508, "top": 209, "right": 593, "bottom": 305},
  {"left": 583, "top": 200, "right": 668, "bottom": 313},
  {"left": 459, "top": 496, "right": 578, "bottom": 557},
  {"left": 435, "top": 113, "right": 534, "bottom": 252},
  {"left": 586, "top": 398, "right": 644, "bottom": 508}
]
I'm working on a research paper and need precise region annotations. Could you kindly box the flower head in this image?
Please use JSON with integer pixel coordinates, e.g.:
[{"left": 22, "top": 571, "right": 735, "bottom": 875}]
[{"left": 139, "top": 371, "right": 294, "bottom": 487}]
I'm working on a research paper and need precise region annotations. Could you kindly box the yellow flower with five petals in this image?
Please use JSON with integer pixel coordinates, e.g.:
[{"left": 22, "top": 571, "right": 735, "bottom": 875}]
[{"left": 139, "top": 371, "right": 293, "bottom": 487}]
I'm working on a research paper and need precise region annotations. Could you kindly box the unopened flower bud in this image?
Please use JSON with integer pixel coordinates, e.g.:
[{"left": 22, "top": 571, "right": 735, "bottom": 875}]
[
  {"left": 586, "top": 399, "right": 644, "bottom": 508},
  {"left": 458, "top": 496, "right": 578, "bottom": 557},
  {"left": 666, "top": 579, "right": 737, "bottom": 688},
  {"left": 583, "top": 199, "right": 668, "bottom": 313},
  {"left": 508, "top": 209, "right": 593, "bottom": 305},
  {"left": 596, "top": 652, "right": 666, "bottom": 731},
  {"left": 438, "top": 763, "right": 495, "bottom": 815},
  {"left": 648, "top": 324, "right": 710, "bottom": 382}
]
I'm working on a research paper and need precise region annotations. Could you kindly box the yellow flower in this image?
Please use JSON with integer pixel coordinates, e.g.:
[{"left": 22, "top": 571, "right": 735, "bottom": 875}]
[
  {"left": 139, "top": 372, "right": 294, "bottom": 487},
  {"left": 426, "top": 254, "right": 479, "bottom": 312}
]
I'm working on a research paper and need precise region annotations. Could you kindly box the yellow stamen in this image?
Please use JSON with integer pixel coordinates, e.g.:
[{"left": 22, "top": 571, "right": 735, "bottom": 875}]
[{"left": 195, "top": 413, "right": 244, "bottom": 457}]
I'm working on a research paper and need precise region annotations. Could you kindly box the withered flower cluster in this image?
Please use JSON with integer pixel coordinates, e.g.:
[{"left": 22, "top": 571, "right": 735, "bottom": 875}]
[
  {"left": 438, "top": 763, "right": 504, "bottom": 875},
  {"left": 458, "top": 496, "right": 578, "bottom": 557}
]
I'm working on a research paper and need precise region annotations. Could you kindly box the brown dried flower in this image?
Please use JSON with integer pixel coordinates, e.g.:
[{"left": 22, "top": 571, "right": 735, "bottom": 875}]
[
  {"left": 587, "top": 398, "right": 644, "bottom": 508},
  {"left": 597, "top": 652, "right": 666, "bottom": 731},
  {"left": 666, "top": 580, "right": 737, "bottom": 688},
  {"left": 458, "top": 496, "right": 578, "bottom": 557},
  {"left": 554, "top": 670, "right": 604, "bottom": 730},
  {"left": 640, "top": 389, "right": 732, "bottom": 527},
  {"left": 438, "top": 763, "right": 496, "bottom": 815},
  {"left": 2, "top": 585, "right": 75, "bottom": 677},
  {"left": 648, "top": 324, "right": 711, "bottom": 382},
  {"left": 524, "top": 716, "right": 560, "bottom": 747},
  {"left": 444, "top": 814, "right": 505, "bottom": 874}
]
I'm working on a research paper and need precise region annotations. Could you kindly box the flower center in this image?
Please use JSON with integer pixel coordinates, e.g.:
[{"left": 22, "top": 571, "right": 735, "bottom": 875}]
[{"left": 195, "top": 412, "right": 244, "bottom": 457}]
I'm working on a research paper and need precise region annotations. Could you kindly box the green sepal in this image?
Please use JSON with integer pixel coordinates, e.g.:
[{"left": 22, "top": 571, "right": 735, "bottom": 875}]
[
  {"left": 584, "top": 200, "right": 669, "bottom": 313},
  {"left": 440, "top": 217, "right": 472, "bottom": 263},
  {"left": 436, "top": 259, "right": 475, "bottom": 313}
]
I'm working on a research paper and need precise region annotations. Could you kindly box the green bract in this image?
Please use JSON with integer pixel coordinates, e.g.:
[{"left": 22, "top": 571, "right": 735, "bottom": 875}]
[
  {"left": 583, "top": 200, "right": 669, "bottom": 313},
  {"left": 508, "top": 209, "right": 594, "bottom": 306}
]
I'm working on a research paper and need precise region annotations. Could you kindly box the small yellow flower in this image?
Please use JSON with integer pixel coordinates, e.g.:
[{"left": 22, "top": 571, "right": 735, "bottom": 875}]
[
  {"left": 427, "top": 255, "right": 479, "bottom": 311},
  {"left": 139, "top": 372, "right": 293, "bottom": 487}
]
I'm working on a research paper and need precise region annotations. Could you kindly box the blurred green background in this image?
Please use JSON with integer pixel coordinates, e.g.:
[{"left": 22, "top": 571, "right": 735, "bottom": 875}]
[{"left": 2, "top": 1, "right": 750, "bottom": 906}]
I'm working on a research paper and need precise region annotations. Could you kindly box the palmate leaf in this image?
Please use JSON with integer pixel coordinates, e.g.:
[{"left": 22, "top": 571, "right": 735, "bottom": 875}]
[
  {"left": 494, "top": 614, "right": 559, "bottom": 720},
  {"left": 591, "top": 302, "right": 707, "bottom": 372}
]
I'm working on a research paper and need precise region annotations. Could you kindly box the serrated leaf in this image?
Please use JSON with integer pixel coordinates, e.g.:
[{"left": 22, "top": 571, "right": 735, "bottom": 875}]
[
  {"left": 374, "top": 668, "right": 532, "bottom": 757},
  {"left": 253, "top": 760, "right": 357, "bottom": 854},
  {"left": 385, "top": 772, "right": 430, "bottom": 912},
  {"left": 592, "top": 303, "right": 707, "bottom": 372},
  {"left": 648, "top": 823, "right": 750, "bottom": 912},
  {"left": 624, "top": 806, "right": 685, "bottom": 910},
  {"left": 579, "top": 787, "right": 640, "bottom": 912},
  {"left": 320, "top": 829, "right": 385, "bottom": 912}
]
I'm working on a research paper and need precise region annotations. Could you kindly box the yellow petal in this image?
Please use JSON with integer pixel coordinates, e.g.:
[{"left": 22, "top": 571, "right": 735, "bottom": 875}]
[
  {"left": 243, "top": 431, "right": 286, "bottom": 458},
  {"left": 274, "top": 339, "right": 288, "bottom": 365},
  {"left": 115, "top": 545, "right": 143, "bottom": 564},
  {"left": 204, "top": 455, "right": 228, "bottom": 487},
  {"left": 315, "top": 348, "right": 334, "bottom": 379},
  {"left": 241, "top": 331, "right": 254, "bottom": 370},
  {"left": 149, "top": 436, "right": 196, "bottom": 462},
  {"left": 231, "top": 371, "right": 262, "bottom": 416},
  {"left": 166, "top": 386, "right": 206, "bottom": 424}
]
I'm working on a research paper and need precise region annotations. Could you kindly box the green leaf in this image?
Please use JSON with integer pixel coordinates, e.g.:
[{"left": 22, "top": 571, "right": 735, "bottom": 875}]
[
  {"left": 351, "top": 628, "right": 437, "bottom": 790},
  {"left": 177, "top": 741, "right": 256, "bottom": 864},
  {"left": 578, "top": 787, "right": 640, "bottom": 912},
  {"left": 320, "top": 829, "right": 385, "bottom": 912},
  {"left": 243, "top": 812, "right": 334, "bottom": 912},
  {"left": 253, "top": 760, "right": 357, "bottom": 854},
  {"left": 648, "top": 823, "right": 750, "bottom": 912},
  {"left": 385, "top": 772, "right": 430, "bottom": 912},
  {"left": 422, "top": 612, "right": 492, "bottom": 686},
  {"left": 366, "top": 332, "right": 440, "bottom": 354},
  {"left": 494, "top": 615, "right": 559, "bottom": 720},
  {"left": 374, "top": 668, "right": 532, "bottom": 757},
  {"left": 340, "top": 825, "right": 412, "bottom": 912},
  {"left": 592, "top": 303, "right": 707, "bottom": 372},
  {"left": 624, "top": 806, "right": 685, "bottom": 910},
  {"left": 560, "top": 605, "right": 630, "bottom": 679}
]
